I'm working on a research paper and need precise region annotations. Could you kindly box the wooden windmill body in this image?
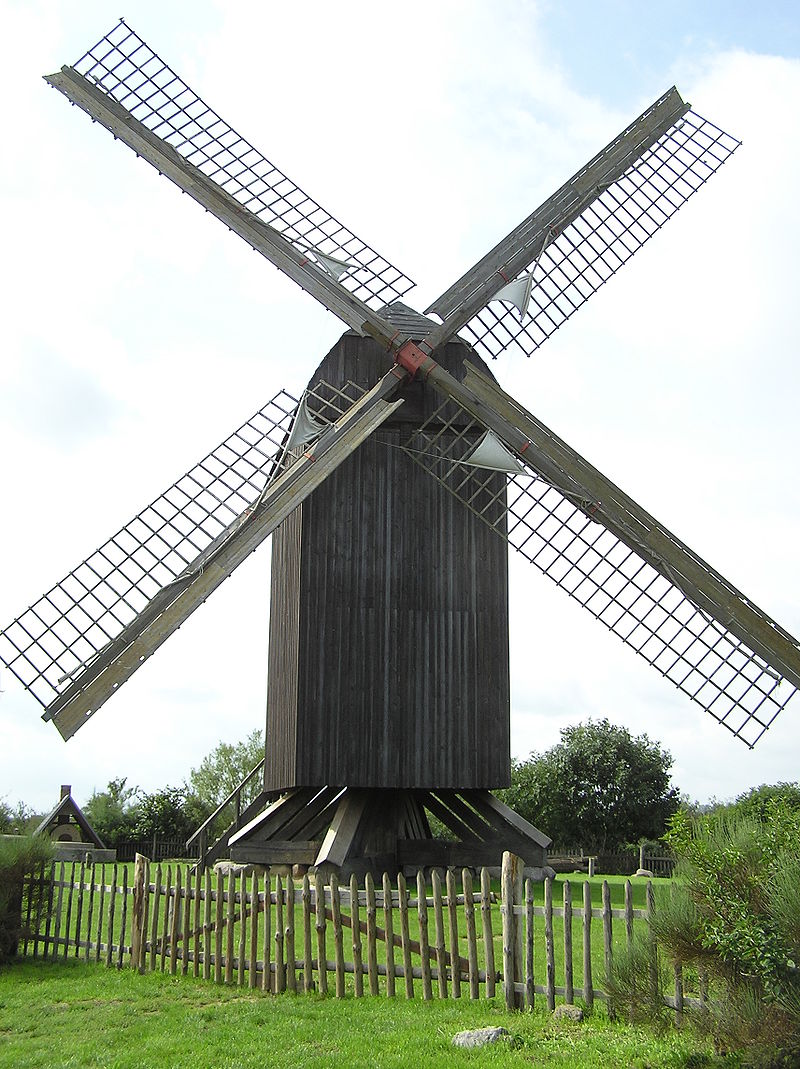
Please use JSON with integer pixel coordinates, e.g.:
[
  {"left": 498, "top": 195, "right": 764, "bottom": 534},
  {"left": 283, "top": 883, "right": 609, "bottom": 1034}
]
[{"left": 3, "top": 21, "right": 800, "bottom": 877}]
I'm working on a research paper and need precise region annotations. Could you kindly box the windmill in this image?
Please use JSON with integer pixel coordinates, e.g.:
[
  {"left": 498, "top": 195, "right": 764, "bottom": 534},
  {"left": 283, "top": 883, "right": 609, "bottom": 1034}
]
[{"left": 2, "top": 20, "right": 799, "bottom": 875}]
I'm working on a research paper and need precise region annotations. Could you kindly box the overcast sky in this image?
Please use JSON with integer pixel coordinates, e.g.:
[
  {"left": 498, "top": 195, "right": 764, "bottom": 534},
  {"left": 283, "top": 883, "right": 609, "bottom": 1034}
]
[{"left": 1, "top": 1, "right": 799, "bottom": 813}]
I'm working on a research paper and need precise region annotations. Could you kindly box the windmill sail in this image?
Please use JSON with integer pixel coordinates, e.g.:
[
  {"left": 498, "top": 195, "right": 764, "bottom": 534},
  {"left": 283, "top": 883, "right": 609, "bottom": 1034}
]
[
  {"left": 45, "top": 21, "right": 412, "bottom": 344},
  {"left": 0, "top": 376, "right": 402, "bottom": 739},
  {"left": 404, "top": 359, "right": 800, "bottom": 748},
  {"left": 423, "top": 90, "right": 739, "bottom": 361}
]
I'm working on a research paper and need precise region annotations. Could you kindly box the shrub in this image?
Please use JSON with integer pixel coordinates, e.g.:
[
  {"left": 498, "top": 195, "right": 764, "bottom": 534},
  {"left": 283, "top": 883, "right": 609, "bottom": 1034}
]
[
  {"left": 608, "top": 801, "right": 800, "bottom": 1063},
  {"left": 0, "top": 836, "right": 53, "bottom": 963}
]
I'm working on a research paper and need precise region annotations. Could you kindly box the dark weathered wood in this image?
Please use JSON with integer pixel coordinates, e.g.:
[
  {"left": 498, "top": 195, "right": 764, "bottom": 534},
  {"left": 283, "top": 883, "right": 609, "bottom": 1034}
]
[
  {"left": 73, "top": 860, "right": 86, "bottom": 960},
  {"left": 94, "top": 864, "right": 105, "bottom": 964},
  {"left": 214, "top": 869, "right": 224, "bottom": 984},
  {"left": 624, "top": 880, "right": 634, "bottom": 950},
  {"left": 105, "top": 865, "right": 117, "bottom": 969},
  {"left": 237, "top": 870, "right": 246, "bottom": 987},
  {"left": 52, "top": 862, "right": 65, "bottom": 962},
  {"left": 501, "top": 853, "right": 524, "bottom": 1011},
  {"left": 264, "top": 334, "right": 510, "bottom": 795}
]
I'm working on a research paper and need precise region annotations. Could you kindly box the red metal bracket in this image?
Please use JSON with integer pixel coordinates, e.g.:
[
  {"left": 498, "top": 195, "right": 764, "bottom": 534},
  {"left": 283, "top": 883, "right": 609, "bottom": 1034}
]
[{"left": 395, "top": 340, "right": 433, "bottom": 378}]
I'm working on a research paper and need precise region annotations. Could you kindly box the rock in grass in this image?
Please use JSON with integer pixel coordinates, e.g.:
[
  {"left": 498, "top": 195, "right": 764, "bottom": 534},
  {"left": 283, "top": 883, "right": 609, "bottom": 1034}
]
[
  {"left": 452, "top": 1027, "right": 511, "bottom": 1048},
  {"left": 553, "top": 1004, "right": 584, "bottom": 1022}
]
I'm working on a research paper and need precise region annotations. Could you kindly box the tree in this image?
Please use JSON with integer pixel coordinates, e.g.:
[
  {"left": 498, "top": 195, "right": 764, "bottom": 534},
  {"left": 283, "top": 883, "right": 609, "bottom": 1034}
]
[
  {"left": 188, "top": 729, "right": 264, "bottom": 813},
  {"left": 82, "top": 778, "right": 140, "bottom": 846},
  {"left": 131, "top": 786, "right": 196, "bottom": 843},
  {"left": 497, "top": 718, "right": 680, "bottom": 851},
  {"left": 0, "top": 799, "right": 37, "bottom": 836}
]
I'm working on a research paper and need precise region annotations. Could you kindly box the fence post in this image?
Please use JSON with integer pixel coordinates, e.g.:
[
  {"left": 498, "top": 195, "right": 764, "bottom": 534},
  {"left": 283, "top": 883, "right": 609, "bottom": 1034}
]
[
  {"left": 501, "top": 851, "right": 524, "bottom": 1011},
  {"left": 130, "top": 853, "right": 148, "bottom": 972}
]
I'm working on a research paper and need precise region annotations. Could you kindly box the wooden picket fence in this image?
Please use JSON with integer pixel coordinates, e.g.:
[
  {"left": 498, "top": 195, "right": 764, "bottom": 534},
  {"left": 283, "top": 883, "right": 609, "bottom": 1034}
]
[{"left": 19, "top": 852, "right": 696, "bottom": 1016}]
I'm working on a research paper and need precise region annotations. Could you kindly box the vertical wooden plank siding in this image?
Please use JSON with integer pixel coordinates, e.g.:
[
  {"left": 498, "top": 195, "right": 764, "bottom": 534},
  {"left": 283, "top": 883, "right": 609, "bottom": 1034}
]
[
  {"left": 481, "top": 868, "right": 496, "bottom": 998},
  {"left": 463, "top": 870, "right": 479, "bottom": 999},
  {"left": 446, "top": 869, "right": 460, "bottom": 998},
  {"left": 382, "top": 872, "right": 396, "bottom": 997},
  {"left": 331, "top": 874, "right": 345, "bottom": 998},
  {"left": 432, "top": 870, "right": 447, "bottom": 999},
  {"left": 563, "top": 880, "right": 574, "bottom": 1004},
  {"left": 544, "top": 877, "right": 555, "bottom": 1011},
  {"left": 583, "top": 880, "right": 593, "bottom": 1011},
  {"left": 350, "top": 874, "right": 364, "bottom": 998},
  {"left": 417, "top": 871, "right": 432, "bottom": 1001},
  {"left": 398, "top": 872, "right": 413, "bottom": 999},
  {"left": 315, "top": 871, "right": 329, "bottom": 996}
]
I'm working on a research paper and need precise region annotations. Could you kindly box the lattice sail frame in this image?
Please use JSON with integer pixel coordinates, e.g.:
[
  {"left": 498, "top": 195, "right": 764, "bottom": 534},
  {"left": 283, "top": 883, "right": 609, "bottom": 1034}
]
[
  {"left": 401, "top": 399, "right": 795, "bottom": 747},
  {"left": 0, "top": 379, "right": 362, "bottom": 715},
  {"left": 71, "top": 20, "right": 414, "bottom": 310},
  {"left": 460, "top": 110, "right": 739, "bottom": 360}
]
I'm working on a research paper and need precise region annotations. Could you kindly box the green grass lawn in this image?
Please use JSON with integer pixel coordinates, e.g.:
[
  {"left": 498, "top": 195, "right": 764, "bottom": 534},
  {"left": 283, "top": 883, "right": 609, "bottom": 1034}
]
[{"left": 0, "top": 959, "right": 729, "bottom": 1069}]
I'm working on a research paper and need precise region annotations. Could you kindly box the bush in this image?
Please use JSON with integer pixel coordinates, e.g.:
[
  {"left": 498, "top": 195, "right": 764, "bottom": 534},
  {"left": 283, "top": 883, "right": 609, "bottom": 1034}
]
[
  {"left": 0, "top": 836, "right": 53, "bottom": 963},
  {"left": 608, "top": 801, "right": 800, "bottom": 1063}
]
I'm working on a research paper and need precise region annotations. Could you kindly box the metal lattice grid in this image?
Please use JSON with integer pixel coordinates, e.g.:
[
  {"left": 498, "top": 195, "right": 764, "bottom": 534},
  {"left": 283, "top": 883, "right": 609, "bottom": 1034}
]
[
  {"left": 0, "top": 391, "right": 303, "bottom": 711},
  {"left": 463, "top": 110, "right": 739, "bottom": 360},
  {"left": 71, "top": 20, "right": 414, "bottom": 309},
  {"left": 402, "top": 401, "right": 796, "bottom": 747}
]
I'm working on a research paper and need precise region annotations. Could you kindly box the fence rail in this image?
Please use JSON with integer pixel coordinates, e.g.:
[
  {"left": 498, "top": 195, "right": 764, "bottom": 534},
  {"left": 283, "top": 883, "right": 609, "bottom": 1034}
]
[{"left": 20, "top": 852, "right": 693, "bottom": 1017}]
